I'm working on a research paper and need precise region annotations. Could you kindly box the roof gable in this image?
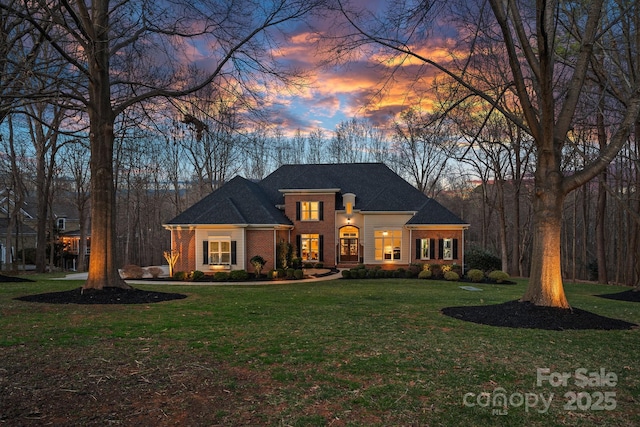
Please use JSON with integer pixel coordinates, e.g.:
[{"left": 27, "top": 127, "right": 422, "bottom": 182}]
[{"left": 165, "top": 176, "right": 291, "bottom": 226}]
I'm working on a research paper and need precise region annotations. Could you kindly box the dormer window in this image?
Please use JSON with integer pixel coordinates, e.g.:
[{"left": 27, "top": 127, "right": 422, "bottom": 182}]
[{"left": 57, "top": 218, "right": 66, "bottom": 230}]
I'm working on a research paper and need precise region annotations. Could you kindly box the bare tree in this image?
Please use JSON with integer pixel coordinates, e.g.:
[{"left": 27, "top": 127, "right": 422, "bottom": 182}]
[
  {"left": 332, "top": 0, "right": 640, "bottom": 307},
  {"left": 306, "top": 128, "right": 326, "bottom": 164},
  {"left": 2, "top": 0, "right": 319, "bottom": 290},
  {"left": 60, "top": 140, "right": 91, "bottom": 271},
  {"left": 329, "top": 118, "right": 372, "bottom": 163},
  {"left": 391, "top": 107, "right": 456, "bottom": 197},
  {"left": 1, "top": 116, "right": 28, "bottom": 270},
  {"left": 178, "top": 93, "right": 244, "bottom": 197},
  {"left": 0, "top": 0, "right": 51, "bottom": 125},
  {"left": 24, "top": 100, "right": 68, "bottom": 273}
]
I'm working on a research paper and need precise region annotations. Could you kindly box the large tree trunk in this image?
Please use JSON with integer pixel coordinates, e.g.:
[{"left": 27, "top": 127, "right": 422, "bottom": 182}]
[
  {"left": 82, "top": 0, "right": 128, "bottom": 290},
  {"left": 522, "top": 165, "right": 570, "bottom": 308},
  {"left": 84, "top": 112, "right": 129, "bottom": 290}
]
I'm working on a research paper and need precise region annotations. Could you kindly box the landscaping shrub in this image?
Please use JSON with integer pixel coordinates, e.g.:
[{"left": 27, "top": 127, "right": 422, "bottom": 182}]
[
  {"left": 276, "top": 268, "right": 285, "bottom": 278},
  {"left": 284, "top": 268, "right": 294, "bottom": 278},
  {"left": 303, "top": 262, "right": 315, "bottom": 269},
  {"left": 375, "top": 269, "right": 386, "bottom": 279},
  {"left": 430, "top": 265, "right": 443, "bottom": 279},
  {"left": 341, "top": 270, "right": 351, "bottom": 279},
  {"left": 291, "top": 257, "right": 302, "bottom": 269},
  {"left": 294, "top": 269, "right": 304, "bottom": 279},
  {"left": 444, "top": 271, "right": 460, "bottom": 281},
  {"left": 148, "top": 267, "right": 164, "bottom": 278},
  {"left": 407, "top": 264, "right": 421, "bottom": 277},
  {"left": 357, "top": 268, "right": 367, "bottom": 279},
  {"left": 418, "top": 269, "right": 432, "bottom": 279},
  {"left": 466, "top": 269, "right": 485, "bottom": 283},
  {"left": 191, "top": 270, "right": 205, "bottom": 281},
  {"left": 276, "top": 241, "right": 293, "bottom": 269},
  {"left": 450, "top": 264, "right": 462, "bottom": 275},
  {"left": 121, "top": 264, "right": 145, "bottom": 279},
  {"left": 314, "top": 262, "right": 324, "bottom": 269},
  {"left": 465, "top": 247, "right": 501, "bottom": 272},
  {"left": 173, "top": 271, "right": 187, "bottom": 280},
  {"left": 488, "top": 270, "right": 510, "bottom": 283},
  {"left": 213, "top": 271, "right": 229, "bottom": 281},
  {"left": 229, "top": 270, "right": 249, "bottom": 281},
  {"left": 250, "top": 255, "right": 266, "bottom": 277}
]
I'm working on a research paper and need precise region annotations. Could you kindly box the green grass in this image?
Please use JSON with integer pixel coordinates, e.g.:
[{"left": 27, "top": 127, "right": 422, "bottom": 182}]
[{"left": 1, "top": 277, "right": 638, "bottom": 426}]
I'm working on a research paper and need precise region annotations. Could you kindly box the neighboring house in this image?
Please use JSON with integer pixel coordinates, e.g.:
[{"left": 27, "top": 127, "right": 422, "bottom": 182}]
[
  {"left": 164, "top": 163, "right": 469, "bottom": 274},
  {"left": 0, "top": 190, "right": 89, "bottom": 269}
]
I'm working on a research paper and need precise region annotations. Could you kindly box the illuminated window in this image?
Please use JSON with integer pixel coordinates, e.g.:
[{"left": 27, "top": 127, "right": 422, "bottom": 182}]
[
  {"left": 300, "top": 201, "right": 320, "bottom": 221},
  {"left": 300, "top": 234, "right": 319, "bottom": 261},
  {"left": 209, "top": 239, "right": 231, "bottom": 265},
  {"left": 420, "top": 239, "right": 431, "bottom": 260},
  {"left": 442, "top": 238, "right": 453, "bottom": 260},
  {"left": 374, "top": 230, "right": 402, "bottom": 261}
]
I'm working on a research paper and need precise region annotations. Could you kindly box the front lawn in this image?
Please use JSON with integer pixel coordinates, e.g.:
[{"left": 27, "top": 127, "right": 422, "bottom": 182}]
[{"left": 1, "top": 277, "right": 638, "bottom": 426}]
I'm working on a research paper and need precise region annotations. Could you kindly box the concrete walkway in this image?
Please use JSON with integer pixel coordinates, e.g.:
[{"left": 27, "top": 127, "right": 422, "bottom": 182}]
[{"left": 57, "top": 269, "right": 344, "bottom": 286}]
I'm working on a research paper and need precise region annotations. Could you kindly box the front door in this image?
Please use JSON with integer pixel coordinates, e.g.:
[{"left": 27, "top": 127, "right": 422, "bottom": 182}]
[
  {"left": 340, "top": 238, "right": 359, "bottom": 262},
  {"left": 339, "top": 225, "right": 359, "bottom": 262}
]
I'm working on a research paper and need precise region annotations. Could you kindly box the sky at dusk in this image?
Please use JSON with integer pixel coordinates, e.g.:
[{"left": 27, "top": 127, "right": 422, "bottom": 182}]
[
  {"left": 209, "top": 1, "right": 459, "bottom": 136},
  {"left": 263, "top": 24, "right": 446, "bottom": 135}
]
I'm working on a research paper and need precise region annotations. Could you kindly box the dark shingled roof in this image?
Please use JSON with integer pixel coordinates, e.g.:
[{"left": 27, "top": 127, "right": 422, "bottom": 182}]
[
  {"left": 167, "top": 164, "right": 467, "bottom": 226},
  {"left": 165, "top": 176, "right": 292, "bottom": 225},
  {"left": 408, "top": 198, "right": 467, "bottom": 225},
  {"left": 259, "top": 163, "right": 425, "bottom": 210}
]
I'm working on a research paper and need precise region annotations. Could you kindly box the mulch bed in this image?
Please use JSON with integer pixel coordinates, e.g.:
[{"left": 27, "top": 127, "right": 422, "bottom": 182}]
[
  {"left": 15, "top": 287, "right": 187, "bottom": 305},
  {"left": 0, "top": 274, "right": 34, "bottom": 283},
  {"left": 442, "top": 299, "right": 638, "bottom": 330},
  {"left": 597, "top": 289, "right": 640, "bottom": 303}
]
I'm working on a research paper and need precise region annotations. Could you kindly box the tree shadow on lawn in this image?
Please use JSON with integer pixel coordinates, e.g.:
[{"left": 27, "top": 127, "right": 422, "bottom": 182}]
[
  {"left": 15, "top": 287, "right": 187, "bottom": 305},
  {"left": 597, "top": 289, "right": 640, "bottom": 303},
  {"left": 0, "top": 274, "right": 35, "bottom": 283},
  {"left": 441, "top": 299, "right": 638, "bottom": 331}
]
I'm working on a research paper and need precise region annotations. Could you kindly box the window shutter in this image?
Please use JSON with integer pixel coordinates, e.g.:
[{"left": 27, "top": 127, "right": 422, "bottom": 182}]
[
  {"left": 296, "top": 235, "right": 301, "bottom": 258},
  {"left": 319, "top": 235, "right": 324, "bottom": 261},
  {"left": 296, "top": 202, "right": 301, "bottom": 220},
  {"left": 319, "top": 201, "right": 324, "bottom": 220},
  {"left": 453, "top": 239, "right": 458, "bottom": 260},
  {"left": 416, "top": 239, "right": 421, "bottom": 260},
  {"left": 203, "top": 240, "right": 208, "bottom": 264},
  {"left": 438, "top": 239, "right": 444, "bottom": 260},
  {"left": 430, "top": 239, "right": 435, "bottom": 259},
  {"left": 231, "top": 241, "right": 237, "bottom": 265}
]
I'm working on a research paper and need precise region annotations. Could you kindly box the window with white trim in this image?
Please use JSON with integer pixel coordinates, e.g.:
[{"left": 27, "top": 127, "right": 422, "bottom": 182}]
[
  {"left": 420, "top": 239, "right": 431, "bottom": 260},
  {"left": 209, "top": 239, "right": 231, "bottom": 265},
  {"left": 374, "top": 229, "right": 402, "bottom": 261},
  {"left": 442, "top": 238, "right": 453, "bottom": 260}
]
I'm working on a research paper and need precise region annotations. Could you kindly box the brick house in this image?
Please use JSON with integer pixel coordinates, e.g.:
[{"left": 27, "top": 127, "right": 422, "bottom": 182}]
[{"left": 164, "top": 163, "right": 469, "bottom": 274}]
